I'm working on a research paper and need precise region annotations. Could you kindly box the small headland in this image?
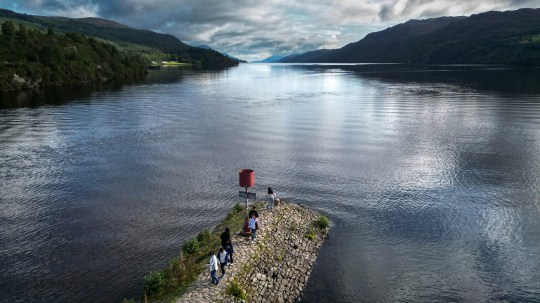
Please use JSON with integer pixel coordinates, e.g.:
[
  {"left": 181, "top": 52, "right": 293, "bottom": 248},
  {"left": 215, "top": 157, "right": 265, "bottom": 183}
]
[
  {"left": 148, "top": 61, "right": 191, "bottom": 69},
  {"left": 135, "top": 201, "right": 328, "bottom": 303}
]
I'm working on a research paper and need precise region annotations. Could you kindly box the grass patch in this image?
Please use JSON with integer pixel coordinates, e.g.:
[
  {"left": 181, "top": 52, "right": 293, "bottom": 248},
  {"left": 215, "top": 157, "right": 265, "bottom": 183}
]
[
  {"left": 197, "top": 228, "right": 211, "bottom": 243},
  {"left": 306, "top": 229, "right": 316, "bottom": 241},
  {"left": 182, "top": 238, "right": 200, "bottom": 255},
  {"left": 233, "top": 203, "right": 244, "bottom": 213},
  {"left": 519, "top": 34, "right": 540, "bottom": 44},
  {"left": 143, "top": 271, "right": 165, "bottom": 296},
  {"left": 226, "top": 280, "right": 247, "bottom": 301},
  {"left": 161, "top": 61, "right": 191, "bottom": 66},
  {"left": 314, "top": 215, "right": 329, "bottom": 230}
]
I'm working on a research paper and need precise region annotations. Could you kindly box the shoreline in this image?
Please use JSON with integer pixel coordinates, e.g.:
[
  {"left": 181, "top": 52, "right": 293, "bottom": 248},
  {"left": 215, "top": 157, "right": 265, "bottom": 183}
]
[{"left": 175, "top": 201, "right": 328, "bottom": 303}]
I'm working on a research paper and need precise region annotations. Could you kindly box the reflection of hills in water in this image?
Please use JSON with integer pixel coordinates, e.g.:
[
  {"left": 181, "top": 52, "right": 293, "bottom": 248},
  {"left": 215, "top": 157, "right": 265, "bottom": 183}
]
[
  {"left": 0, "top": 83, "right": 123, "bottom": 109},
  {"left": 0, "top": 67, "right": 231, "bottom": 109},
  {"left": 2, "top": 64, "right": 540, "bottom": 109},
  {"left": 294, "top": 64, "right": 540, "bottom": 95}
]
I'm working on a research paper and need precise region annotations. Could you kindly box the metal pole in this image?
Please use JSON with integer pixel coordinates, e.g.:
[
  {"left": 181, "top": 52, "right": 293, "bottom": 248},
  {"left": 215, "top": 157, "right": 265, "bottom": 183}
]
[
  {"left": 244, "top": 185, "right": 249, "bottom": 234},
  {"left": 245, "top": 185, "right": 249, "bottom": 216}
]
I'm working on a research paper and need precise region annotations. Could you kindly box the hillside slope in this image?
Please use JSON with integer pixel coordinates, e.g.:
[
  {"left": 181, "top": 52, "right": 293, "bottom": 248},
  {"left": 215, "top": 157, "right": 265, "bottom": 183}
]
[
  {"left": 0, "top": 23, "right": 146, "bottom": 91},
  {"left": 283, "top": 8, "right": 540, "bottom": 65},
  {"left": 0, "top": 8, "right": 239, "bottom": 68}
]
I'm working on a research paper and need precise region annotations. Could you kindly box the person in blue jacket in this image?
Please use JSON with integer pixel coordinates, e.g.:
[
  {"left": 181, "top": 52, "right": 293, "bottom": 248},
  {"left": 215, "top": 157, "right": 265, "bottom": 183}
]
[{"left": 225, "top": 239, "right": 234, "bottom": 264}]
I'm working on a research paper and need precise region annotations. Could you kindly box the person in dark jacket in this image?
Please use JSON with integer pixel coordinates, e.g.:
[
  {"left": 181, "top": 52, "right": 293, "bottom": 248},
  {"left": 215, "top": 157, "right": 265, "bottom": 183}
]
[{"left": 220, "top": 227, "right": 230, "bottom": 248}]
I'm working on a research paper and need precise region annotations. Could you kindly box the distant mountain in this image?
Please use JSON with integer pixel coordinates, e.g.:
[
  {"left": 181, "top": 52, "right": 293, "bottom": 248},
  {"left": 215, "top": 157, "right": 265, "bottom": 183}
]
[
  {"left": 0, "top": 8, "right": 238, "bottom": 68},
  {"left": 77, "top": 17, "right": 130, "bottom": 29},
  {"left": 197, "top": 44, "right": 213, "bottom": 50},
  {"left": 196, "top": 44, "right": 246, "bottom": 63},
  {"left": 282, "top": 8, "right": 540, "bottom": 65},
  {"left": 253, "top": 55, "right": 288, "bottom": 63}
]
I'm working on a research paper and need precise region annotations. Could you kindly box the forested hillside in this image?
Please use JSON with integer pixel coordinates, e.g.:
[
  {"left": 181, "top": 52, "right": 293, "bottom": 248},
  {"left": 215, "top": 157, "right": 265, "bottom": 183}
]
[
  {"left": 0, "top": 21, "right": 146, "bottom": 91},
  {"left": 282, "top": 8, "right": 540, "bottom": 65},
  {"left": 0, "top": 8, "right": 239, "bottom": 68}
]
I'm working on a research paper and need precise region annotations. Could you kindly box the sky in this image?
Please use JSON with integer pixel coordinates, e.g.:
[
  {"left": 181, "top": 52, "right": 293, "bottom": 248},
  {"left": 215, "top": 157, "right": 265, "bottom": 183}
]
[{"left": 2, "top": 0, "right": 540, "bottom": 61}]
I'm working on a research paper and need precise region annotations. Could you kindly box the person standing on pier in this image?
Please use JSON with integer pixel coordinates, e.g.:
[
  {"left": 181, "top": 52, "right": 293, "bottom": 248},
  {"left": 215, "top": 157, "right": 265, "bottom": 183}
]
[
  {"left": 249, "top": 213, "right": 258, "bottom": 242},
  {"left": 208, "top": 251, "right": 219, "bottom": 285},
  {"left": 267, "top": 187, "right": 276, "bottom": 210}
]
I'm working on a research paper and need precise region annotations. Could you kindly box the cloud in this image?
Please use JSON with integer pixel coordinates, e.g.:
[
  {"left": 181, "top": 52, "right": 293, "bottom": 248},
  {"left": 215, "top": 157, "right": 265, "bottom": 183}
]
[
  {"left": 377, "top": 0, "right": 540, "bottom": 21},
  {"left": 3, "top": 0, "right": 540, "bottom": 60}
]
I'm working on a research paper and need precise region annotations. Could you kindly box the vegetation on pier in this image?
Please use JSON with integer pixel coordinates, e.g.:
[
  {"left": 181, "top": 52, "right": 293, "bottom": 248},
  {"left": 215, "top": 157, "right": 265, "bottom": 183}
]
[{"left": 134, "top": 203, "right": 248, "bottom": 303}]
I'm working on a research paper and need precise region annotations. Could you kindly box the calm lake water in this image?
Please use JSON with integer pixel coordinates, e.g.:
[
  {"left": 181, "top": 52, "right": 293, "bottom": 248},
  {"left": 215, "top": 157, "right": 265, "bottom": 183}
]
[{"left": 1, "top": 64, "right": 540, "bottom": 303}]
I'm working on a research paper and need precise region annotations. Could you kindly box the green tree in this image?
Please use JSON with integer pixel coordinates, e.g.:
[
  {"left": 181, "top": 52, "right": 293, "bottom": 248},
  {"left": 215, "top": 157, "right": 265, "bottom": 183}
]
[
  {"left": 17, "top": 24, "right": 28, "bottom": 41},
  {"left": 2, "top": 21, "right": 16, "bottom": 37},
  {"left": 41, "top": 45, "right": 64, "bottom": 66},
  {"left": 0, "top": 25, "right": 147, "bottom": 91}
]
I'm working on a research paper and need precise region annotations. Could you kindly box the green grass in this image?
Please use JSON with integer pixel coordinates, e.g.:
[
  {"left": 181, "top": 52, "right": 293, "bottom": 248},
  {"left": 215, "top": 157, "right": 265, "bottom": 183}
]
[
  {"left": 305, "top": 229, "right": 316, "bottom": 241},
  {"left": 519, "top": 34, "right": 540, "bottom": 44},
  {"left": 160, "top": 61, "right": 191, "bottom": 66},
  {"left": 225, "top": 280, "right": 247, "bottom": 301},
  {"left": 314, "top": 215, "right": 329, "bottom": 230},
  {"left": 136, "top": 203, "right": 250, "bottom": 303}
]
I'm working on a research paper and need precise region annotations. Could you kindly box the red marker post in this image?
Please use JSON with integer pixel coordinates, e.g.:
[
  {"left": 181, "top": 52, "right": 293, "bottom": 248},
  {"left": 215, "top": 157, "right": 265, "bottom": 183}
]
[{"left": 239, "top": 169, "right": 255, "bottom": 234}]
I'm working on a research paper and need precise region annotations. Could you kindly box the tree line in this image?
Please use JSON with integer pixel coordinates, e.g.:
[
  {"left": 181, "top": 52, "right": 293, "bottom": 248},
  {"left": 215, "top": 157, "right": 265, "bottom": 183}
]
[{"left": 0, "top": 21, "right": 147, "bottom": 91}]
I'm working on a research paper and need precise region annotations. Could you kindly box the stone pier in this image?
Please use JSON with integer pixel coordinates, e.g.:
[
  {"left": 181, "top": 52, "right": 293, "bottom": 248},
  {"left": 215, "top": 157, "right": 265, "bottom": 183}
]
[{"left": 176, "top": 202, "right": 327, "bottom": 303}]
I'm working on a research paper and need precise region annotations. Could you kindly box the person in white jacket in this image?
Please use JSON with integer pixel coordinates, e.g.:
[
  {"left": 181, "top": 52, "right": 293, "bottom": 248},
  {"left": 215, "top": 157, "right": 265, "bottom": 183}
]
[
  {"left": 217, "top": 247, "right": 229, "bottom": 277},
  {"left": 267, "top": 187, "right": 276, "bottom": 210},
  {"left": 208, "top": 251, "right": 219, "bottom": 285}
]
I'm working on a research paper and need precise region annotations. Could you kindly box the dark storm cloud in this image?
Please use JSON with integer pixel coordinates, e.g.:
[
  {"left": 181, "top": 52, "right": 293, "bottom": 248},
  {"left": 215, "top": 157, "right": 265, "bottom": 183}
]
[{"left": 2, "top": 0, "right": 540, "bottom": 60}]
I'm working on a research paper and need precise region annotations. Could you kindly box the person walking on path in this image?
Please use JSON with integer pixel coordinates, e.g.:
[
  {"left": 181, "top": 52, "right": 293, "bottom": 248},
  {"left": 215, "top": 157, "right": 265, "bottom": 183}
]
[
  {"left": 208, "top": 251, "right": 219, "bottom": 285},
  {"left": 225, "top": 239, "right": 234, "bottom": 264},
  {"left": 267, "top": 187, "right": 276, "bottom": 210},
  {"left": 220, "top": 227, "right": 231, "bottom": 248},
  {"left": 217, "top": 247, "right": 228, "bottom": 277},
  {"left": 249, "top": 213, "right": 258, "bottom": 242}
]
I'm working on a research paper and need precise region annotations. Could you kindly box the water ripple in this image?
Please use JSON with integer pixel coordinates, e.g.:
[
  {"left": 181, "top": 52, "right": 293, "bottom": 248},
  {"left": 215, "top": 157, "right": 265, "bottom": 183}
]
[{"left": 2, "top": 65, "right": 540, "bottom": 302}]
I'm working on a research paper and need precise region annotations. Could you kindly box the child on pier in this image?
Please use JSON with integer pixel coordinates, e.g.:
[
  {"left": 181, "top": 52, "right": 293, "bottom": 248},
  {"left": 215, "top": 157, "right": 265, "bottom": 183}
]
[
  {"left": 249, "top": 206, "right": 258, "bottom": 218},
  {"left": 249, "top": 213, "right": 258, "bottom": 242}
]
